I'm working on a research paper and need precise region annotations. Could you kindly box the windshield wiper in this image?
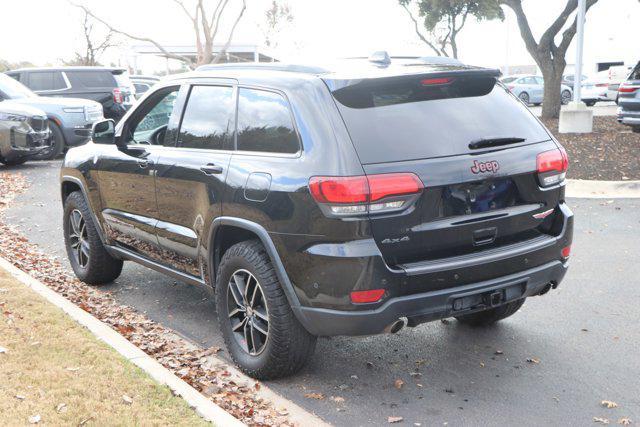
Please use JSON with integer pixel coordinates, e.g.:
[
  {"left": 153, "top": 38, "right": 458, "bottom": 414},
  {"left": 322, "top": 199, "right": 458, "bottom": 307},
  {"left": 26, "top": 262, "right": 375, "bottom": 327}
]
[{"left": 469, "top": 137, "right": 526, "bottom": 150}]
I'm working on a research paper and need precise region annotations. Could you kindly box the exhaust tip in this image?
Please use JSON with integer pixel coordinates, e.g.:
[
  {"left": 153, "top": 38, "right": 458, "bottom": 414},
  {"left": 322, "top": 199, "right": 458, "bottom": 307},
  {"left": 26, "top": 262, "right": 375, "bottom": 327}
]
[
  {"left": 537, "top": 283, "right": 553, "bottom": 296},
  {"left": 385, "top": 318, "right": 406, "bottom": 334}
]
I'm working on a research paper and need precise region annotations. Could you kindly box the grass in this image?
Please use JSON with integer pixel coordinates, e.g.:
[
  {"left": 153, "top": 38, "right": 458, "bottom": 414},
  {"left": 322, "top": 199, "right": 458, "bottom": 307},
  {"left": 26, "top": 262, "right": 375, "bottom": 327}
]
[{"left": 0, "top": 268, "right": 210, "bottom": 426}]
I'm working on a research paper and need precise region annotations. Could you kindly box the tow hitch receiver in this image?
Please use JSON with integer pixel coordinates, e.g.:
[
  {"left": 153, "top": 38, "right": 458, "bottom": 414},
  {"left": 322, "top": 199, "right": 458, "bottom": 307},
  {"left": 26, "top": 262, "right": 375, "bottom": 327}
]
[{"left": 452, "top": 284, "right": 524, "bottom": 312}]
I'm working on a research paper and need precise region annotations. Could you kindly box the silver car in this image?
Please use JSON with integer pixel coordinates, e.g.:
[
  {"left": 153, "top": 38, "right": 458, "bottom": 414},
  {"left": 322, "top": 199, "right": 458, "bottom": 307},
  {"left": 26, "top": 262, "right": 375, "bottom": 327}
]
[
  {"left": 0, "top": 73, "right": 103, "bottom": 159},
  {"left": 0, "top": 103, "right": 50, "bottom": 165},
  {"left": 502, "top": 75, "right": 573, "bottom": 106},
  {"left": 617, "top": 61, "right": 640, "bottom": 133}
]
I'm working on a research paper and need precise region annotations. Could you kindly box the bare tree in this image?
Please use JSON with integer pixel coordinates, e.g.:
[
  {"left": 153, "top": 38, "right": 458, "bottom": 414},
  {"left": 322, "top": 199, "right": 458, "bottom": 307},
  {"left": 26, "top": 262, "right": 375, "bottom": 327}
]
[
  {"left": 72, "top": 0, "right": 247, "bottom": 69},
  {"left": 501, "top": 0, "right": 599, "bottom": 119},
  {"left": 399, "top": 0, "right": 504, "bottom": 59},
  {"left": 65, "top": 10, "right": 116, "bottom": 66},
  {"left": 261, "top": 1, "right": 294, "bottom": 49}
]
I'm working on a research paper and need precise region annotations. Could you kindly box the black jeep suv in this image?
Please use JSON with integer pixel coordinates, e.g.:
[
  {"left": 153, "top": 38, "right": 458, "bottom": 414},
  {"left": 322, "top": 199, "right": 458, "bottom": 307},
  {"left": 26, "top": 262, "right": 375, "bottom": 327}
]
[{"left": 60, "top": 58, "right": 573, "bottom": 379}]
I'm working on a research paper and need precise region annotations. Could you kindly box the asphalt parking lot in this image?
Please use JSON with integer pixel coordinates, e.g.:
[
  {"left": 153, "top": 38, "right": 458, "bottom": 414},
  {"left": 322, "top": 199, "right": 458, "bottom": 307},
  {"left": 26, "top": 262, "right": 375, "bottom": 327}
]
[{"left": 4, "top": 160, "right": 640, "bottom": 426}]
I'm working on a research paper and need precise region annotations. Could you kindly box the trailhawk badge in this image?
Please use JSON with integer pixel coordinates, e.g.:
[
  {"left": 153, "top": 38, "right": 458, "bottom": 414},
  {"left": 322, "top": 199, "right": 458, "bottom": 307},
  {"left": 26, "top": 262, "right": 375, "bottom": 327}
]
[{"left": 471, "top": 160, "right": 500, "bottom": 174}]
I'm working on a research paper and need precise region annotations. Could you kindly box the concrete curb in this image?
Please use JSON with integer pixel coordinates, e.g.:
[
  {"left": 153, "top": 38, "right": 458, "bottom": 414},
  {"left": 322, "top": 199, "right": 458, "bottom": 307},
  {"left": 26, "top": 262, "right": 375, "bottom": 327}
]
[
  {"left": 0, "top": 257, "right": 244, "bottom": 427},
  {"left": 566, "top": 179, "right": 640, "bottom": 198}
]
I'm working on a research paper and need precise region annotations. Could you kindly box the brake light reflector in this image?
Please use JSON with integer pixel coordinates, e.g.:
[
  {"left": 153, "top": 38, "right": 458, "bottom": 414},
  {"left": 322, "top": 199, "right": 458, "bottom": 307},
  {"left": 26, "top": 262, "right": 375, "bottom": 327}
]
[
  {"left": 350, "top": 289, "right": 385, "bottom": 304},
  {"left": 421, "top": 77, "right": 453, "bottom": 86},
  {"left": 537, "top": 148, "right": 568, "bottom": 187},
  {"left": 112, "top": 88, "right": 124, "bottom": 104},
  {"left": 309, "top": 173, "right": 423, "bottom": 217},
  {"left": 561, "top": 245, "right": 571, "bottom": 259}
]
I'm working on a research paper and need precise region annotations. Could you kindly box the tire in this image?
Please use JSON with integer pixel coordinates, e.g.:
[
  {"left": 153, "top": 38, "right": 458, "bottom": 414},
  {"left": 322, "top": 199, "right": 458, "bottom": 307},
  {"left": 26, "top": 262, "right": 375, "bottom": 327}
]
[
  {"left": 633, "top": 127, "right": 640, "bottom": 134},
  {"left": 533, "top": 103, "right": 542, "bottom": 107},
  {"left": 518, "top": 92, "right": 530, "bottom": 105},
  {"left": 216, "top": 240, "right": 317, "bottom": 380},
  {"left": 0, "top": 156, "right": 28, "bottom": 166},
  {"left": 63, "top": 191, "right": 123, "bottom": 284},
  {"left": 455, "top": 299, "right": 525, "bottom": 327},
  {"left": 33, "top": 121, "right": 65, "bottom": 160},
  {"left": 585, "top": 100, "right": 596, "bottom": 107},
  {"left": 561, "top": 90, "right": 572, "bottom": 105}
]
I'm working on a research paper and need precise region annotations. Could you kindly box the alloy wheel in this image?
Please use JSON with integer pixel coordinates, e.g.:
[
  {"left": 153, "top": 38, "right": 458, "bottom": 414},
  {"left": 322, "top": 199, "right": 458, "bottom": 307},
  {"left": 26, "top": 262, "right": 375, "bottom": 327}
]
[
  {"left": 68, "top": 209, "right": 90, "bottom": 268},
  {"left": 227, "top": 269, "right": 269, "bottom": 356}
]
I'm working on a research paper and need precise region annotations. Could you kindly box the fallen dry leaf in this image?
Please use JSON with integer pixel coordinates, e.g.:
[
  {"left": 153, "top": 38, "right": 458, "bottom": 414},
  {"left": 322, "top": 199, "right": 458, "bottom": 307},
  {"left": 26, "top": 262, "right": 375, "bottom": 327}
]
[
  {"left": 388, "top": 416, "right": 404, "bottom": 423},
  {"left": 602, "top": 400, "right": 619, "bottom": 409},
  {"left": 394, "top": 379, "right": 404, "bottom": 390},
  {"left": 66, "top": 367, "right": 80, "bottom": 372},
  {"left": 0, "top": 345, "right": 7, "bottom": 354},
  {"left": 330, "top": 396, "right": 345, "bottom": 403},
  {"left": 15, "top": 394, "right": 26, "bottom": 400},
  {"left": 526, "top": 358, "right": 540, "bottom": 364},
  {"left": 304, "top": 393, "right": 324, "bottom": 400},
  {"left": 122, "top": 395, "right": 133, "bottom": 405},
  {"left": 494, "top": 350, "right": 504, "bottom": 355},
  {"left": 618, "top": 418, "right": 632, "bottom": 426},
  {"left": 55, "top": 403, "right": 67, "bottom": 413},
  {"left": 594, "top": 417, "right": 611, "bottom": 424},
  {"left": 28, "top": 415, "right": 41, "bottom": 424}
]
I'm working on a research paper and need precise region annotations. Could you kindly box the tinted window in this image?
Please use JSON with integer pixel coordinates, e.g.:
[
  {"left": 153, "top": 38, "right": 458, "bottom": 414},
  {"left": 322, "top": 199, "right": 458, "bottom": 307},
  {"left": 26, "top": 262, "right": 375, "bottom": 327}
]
[
  {"left": 131, "top": 87, "right": 180, "bottom": 145},
  {"left": 236, "top": 88, "right": 299, "bottom": 154},
  {"left": 66, "top": 70, "right": 116, "bottom": 88},
  {"left": 333, "top": 83, "right": 551, "bottom": 164},
  {"left": 134, "top": 83, "right": 150, "bottom": 93},
  {"left": 178, "top": 85, "right": 235, "bottom": 150},
  {"left": 534, "top": 77, "right": 544, "bottom": 85},
  {"left": 0, "top": 74, "right": 35, "bottom": 99},
  {"left": 629, "top": 62, "right": 640, "bottom": 80},
  {"left": 27, "top": 71, "right": 66, "bottom": 91}
]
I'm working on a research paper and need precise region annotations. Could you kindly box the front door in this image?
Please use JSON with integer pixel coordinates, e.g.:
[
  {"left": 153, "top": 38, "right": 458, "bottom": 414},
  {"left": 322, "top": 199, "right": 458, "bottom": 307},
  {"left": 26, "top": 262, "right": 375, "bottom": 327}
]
[
  {"left": 154, "top": 83, "right": 236, "bottom": 279},
  {"left": 96, "top": 85, "right": 183, "bottom": 261}
]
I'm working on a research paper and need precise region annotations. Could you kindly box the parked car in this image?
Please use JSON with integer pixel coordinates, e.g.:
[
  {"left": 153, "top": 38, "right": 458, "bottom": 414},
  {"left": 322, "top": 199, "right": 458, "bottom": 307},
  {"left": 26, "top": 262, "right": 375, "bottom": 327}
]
[
  {"left": 6, "top": 67, "right": 135, "bottom": 122},
  {"left": 561, "top": 73, "right": 606, "bottom": 106},
  {"left": 130, "top": 75, "right": 160, "bottom": 99},
  {"left": 0, "top": 103, "right": 50, "bottom": 165},
  {"left": 0, "top": 73, "right": 103, "bottom": 159},
  {"left": 616, "top": 61, "right": 640, "bottom": 133},
  {"left": 502, "top": 74, "right": 573, "bottom": 106},
  {"left": 61, "top": 58, "right": 573, "bottom": 379},
  {"left": 606, "top": 65, "right": 632, "bottom": 102}
]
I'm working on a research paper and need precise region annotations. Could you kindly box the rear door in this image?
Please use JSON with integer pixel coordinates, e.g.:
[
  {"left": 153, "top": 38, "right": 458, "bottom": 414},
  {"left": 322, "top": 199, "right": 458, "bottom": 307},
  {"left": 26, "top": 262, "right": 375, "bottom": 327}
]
[
  {"left": 330, "top": 73, "right": 564, "bottom": 267},
  {"left": 154, "top": 82, "right": 236, "bottom": 278}
]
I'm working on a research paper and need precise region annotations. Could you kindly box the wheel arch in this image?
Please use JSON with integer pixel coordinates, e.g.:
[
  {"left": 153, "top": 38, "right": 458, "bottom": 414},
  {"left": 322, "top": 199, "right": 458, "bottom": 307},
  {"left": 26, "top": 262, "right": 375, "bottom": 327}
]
[
  {"left": 60, "top": 175, "right": 108, "bottom": 245},
  {"left": 207, "top": 217, "right": 302, "bottom": 312}
]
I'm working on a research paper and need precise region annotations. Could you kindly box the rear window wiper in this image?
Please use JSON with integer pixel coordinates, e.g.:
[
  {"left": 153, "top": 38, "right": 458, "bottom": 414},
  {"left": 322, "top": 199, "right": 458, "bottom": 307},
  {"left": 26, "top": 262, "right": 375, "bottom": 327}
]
[{"left": 469, "top": 137, "right": 526, "bottom": 150}]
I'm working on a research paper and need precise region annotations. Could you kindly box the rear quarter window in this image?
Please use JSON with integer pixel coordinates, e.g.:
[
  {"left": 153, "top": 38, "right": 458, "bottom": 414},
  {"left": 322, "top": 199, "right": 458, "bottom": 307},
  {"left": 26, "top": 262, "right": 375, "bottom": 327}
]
[
  {"left": 333, "top": 81, "right": 551, "bottom": 164},
  {"left": 27, "top": 71, "right": 67, "bottom": 91},
  {"left": 236, "top": 88, "right": 300, "bottom": 154}
]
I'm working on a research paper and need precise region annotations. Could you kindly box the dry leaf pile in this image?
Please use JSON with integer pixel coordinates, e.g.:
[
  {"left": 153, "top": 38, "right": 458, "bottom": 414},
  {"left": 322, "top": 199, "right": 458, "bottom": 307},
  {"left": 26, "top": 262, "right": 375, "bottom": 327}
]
[{"left": 0, "top": 172, "right": 294, "bottom": 427}]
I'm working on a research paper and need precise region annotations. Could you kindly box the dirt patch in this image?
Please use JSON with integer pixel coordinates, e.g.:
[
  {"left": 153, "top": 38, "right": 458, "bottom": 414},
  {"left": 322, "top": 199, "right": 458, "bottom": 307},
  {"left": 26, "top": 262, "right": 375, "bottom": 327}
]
[
  {"left": 541, "top": 117, "right": 640, "bottom": 181},
  {"left": 0, "top": 171, "right": 295, "bottom": 427}
]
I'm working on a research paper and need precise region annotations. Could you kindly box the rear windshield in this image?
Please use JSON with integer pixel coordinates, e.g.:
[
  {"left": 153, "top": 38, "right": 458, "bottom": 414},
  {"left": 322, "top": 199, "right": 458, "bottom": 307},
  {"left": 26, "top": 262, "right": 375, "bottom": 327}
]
[
  {"left": 629, "top": 62, "right": 640, "bottom": 80},
  {"left": 333, "top": 81, "right": 551, "bottom": 164},
  {"left": 66, "top": 70, "right": 117, "bottom": 88}
]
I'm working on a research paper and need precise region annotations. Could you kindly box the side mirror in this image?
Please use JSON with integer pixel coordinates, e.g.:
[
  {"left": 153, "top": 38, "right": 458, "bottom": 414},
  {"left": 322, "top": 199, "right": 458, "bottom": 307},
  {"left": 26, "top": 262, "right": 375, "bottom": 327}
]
[{"left": 92, "top": 119, "right": 116, "bottom": 145}]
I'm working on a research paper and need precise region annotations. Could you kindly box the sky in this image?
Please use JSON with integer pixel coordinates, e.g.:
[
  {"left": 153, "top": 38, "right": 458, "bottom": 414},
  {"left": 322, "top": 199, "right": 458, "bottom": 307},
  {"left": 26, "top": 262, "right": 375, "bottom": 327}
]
[{"left": 0, "top": 0, "right": 637, "bottom": 75}]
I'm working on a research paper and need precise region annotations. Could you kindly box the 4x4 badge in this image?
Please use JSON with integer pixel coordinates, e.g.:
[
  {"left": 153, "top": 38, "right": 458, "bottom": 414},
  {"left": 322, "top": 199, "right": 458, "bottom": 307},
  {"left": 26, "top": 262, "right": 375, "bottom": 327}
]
[
  {"left": 471, "top": 160, "right": 500, "bottom": 174},
  {"left": 381, "top": 236, "right": 410, "bottom": 244}
]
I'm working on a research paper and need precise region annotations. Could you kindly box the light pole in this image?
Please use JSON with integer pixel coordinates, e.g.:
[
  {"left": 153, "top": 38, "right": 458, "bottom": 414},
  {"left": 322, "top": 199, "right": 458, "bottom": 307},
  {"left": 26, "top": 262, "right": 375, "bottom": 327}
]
[{"left": 573, "top": 0, "right": 587, "bottom": 103}]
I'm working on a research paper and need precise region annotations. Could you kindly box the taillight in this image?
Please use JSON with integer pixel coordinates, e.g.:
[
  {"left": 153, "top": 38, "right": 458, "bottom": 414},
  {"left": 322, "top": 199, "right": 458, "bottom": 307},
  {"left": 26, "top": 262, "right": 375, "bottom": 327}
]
[
  {"left": 350, "top": 289, "right": 385, "bottom": 304},
  {"left": 309, "top": 173, "right": 423, "bottom": 217},
  {"left": 561, "top": 245, "right": 571, "bottom": 259},
  {"left": 618, "top": 85, "right": 639, "bottom": 93},
  {"left": 536, "top": 147, "right": 568, "bottom": 187},
  {"left": 112, "top": 88, "right": 124, "bottom": 104}
]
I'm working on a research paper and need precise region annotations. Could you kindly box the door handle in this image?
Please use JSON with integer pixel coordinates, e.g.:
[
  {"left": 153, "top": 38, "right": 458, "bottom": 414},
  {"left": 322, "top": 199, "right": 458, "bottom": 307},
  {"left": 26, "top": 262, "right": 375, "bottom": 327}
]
[
  {"left": 137, "top": 158, "right": 150, "bottom": 169},
  {"left": 200, "top": 163, "right": 224, "bottom": 175}
]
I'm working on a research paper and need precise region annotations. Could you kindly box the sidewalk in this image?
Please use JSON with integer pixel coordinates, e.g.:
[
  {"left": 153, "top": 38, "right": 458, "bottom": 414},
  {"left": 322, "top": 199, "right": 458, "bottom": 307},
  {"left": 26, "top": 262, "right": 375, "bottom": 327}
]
[{"left": 0, "top": 267, "right": 209, "bottom": 426}]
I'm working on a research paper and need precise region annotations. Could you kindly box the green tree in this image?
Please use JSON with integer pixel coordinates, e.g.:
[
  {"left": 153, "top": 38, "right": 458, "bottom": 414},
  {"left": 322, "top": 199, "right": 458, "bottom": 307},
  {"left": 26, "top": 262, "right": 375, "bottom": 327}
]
[
  {"left": 501, "top": 0, "right": 600, "bottom": 119},
  {"left": 399, "top": 0, "right": 504, "bottom": 58}
]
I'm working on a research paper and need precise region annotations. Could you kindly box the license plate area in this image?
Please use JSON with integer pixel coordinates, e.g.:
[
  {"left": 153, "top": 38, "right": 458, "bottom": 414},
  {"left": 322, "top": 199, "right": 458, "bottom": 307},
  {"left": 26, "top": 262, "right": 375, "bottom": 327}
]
[{"left": 451, "top": 282, "right": 525, "bottom": 312}]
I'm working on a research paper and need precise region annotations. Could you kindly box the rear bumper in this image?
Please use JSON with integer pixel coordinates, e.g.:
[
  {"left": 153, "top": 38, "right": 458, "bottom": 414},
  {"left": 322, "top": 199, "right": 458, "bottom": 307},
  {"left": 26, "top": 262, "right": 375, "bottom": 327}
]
[
  {"left": 287, "top": 203, "right": 573, "bottom": 336},
  {"left": 617, "top": 106, "right": 640, "bottom": 127},
  {"left": 295, "top": 260, "right": 567, "bottom": 336}
]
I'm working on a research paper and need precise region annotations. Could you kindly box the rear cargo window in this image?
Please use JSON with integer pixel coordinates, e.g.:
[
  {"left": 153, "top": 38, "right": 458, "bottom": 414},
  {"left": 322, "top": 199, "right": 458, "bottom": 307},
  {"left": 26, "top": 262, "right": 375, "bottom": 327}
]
[
  {"left": 66, "top": 71, "right": 116, "bottom": 88},
  {"left": 333, "top": 82, "right": 551, "bottom": 164}
]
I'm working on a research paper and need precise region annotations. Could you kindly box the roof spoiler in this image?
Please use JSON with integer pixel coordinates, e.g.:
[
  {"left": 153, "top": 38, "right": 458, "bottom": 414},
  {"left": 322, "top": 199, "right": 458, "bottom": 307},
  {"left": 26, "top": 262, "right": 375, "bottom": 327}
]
[{"left": 324, "top": 67, "right": 502, "bottom": 92}]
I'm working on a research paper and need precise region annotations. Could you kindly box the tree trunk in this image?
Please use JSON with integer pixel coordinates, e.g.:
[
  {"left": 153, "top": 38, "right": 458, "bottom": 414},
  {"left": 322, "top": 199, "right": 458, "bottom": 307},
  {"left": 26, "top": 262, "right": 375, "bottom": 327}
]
[{"left": 539, "top": 60, "right": 565, "bottom": 119}]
